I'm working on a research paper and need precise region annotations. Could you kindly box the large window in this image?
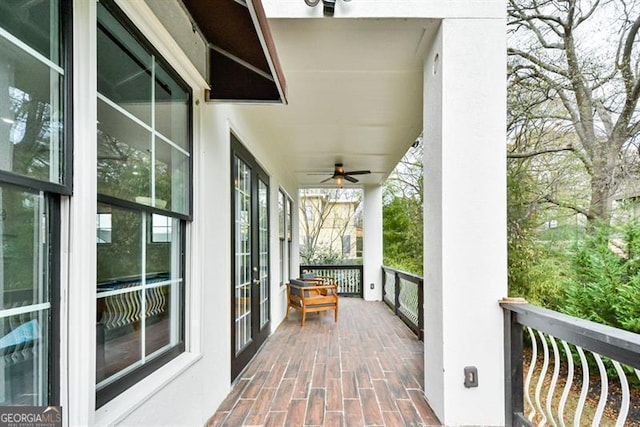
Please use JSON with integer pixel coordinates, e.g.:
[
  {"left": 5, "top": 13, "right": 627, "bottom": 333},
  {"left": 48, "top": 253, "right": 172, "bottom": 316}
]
[
  {"left": 95, "top": 0, "right": 191, "bottom": 407},
  {"left": 0, "top": 0, "right": 69, "bottom": 406},
  {"left": 278, "top": 191, "right": 293, "bottom": 285}
]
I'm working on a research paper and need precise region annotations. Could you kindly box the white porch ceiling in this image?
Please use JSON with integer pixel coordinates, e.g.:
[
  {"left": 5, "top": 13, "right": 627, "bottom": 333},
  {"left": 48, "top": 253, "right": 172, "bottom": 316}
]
[{"left": 242, "top": 18, "right": 439, "bottom": 187}]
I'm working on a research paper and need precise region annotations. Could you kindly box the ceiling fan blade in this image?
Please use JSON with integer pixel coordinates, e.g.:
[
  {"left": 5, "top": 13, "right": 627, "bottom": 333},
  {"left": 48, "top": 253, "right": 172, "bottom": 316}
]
[
  {"left": 344, "top": 175, "right": 358, "bottom": 183},
  {"left": 320, "top": 177, "right": 333, "bottom": 183},
  {"left": 344, "top": 170, "right": 371, "bottom": 175}
]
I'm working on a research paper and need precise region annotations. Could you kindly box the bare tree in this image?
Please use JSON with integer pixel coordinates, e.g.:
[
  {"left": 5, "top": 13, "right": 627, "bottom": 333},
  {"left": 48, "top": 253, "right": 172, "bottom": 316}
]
[
  {"left": 383, "top": 136, "right": 423, "bottom": 204},
  {"left": 508, "top": 0, "right": 640, "bottom": 224}
]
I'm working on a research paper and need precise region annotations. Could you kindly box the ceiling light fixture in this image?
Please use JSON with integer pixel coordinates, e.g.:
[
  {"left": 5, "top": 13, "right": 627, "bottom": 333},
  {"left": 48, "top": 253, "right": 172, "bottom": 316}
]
[{"left": 304, "top": 0, "right": 350, "bottom": 17}]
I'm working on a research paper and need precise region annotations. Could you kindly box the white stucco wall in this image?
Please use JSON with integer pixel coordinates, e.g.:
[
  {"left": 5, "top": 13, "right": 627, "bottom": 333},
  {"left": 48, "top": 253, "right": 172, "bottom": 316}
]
[{"left": 423, "top": 18, "right": 507, "bottom": 425}]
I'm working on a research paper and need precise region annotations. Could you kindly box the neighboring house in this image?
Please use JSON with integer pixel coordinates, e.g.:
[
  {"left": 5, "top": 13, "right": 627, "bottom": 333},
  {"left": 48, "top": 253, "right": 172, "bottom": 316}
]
[
  {"left": 0, "top": 1, "right": 506, "bottom": 425},
  {"left": 299, "top": 190, "right": 363, "bottom": 262}
]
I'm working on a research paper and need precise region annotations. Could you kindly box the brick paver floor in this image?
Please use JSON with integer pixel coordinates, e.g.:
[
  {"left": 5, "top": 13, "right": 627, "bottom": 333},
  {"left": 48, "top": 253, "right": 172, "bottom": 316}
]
[{"left": 207, "top": 297, "right": 441, "bottom": 426}]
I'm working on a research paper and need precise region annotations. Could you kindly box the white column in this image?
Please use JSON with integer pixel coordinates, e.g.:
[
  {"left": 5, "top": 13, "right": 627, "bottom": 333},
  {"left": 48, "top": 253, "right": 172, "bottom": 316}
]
[
  {"left": 66, "top": 1, "right": 97, "bottom": 425},
  {"left": 362, "top": 185, "right": 383, "bottom": 301},
  {"left": 423, "top": 18, "right": 506, "bottom": 425}
]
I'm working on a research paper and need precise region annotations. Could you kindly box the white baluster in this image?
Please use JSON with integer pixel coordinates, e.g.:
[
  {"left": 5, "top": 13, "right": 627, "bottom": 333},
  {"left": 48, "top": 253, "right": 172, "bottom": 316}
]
[
  {"left": 545, "top": 336, "right": 560, "bottom": 427},
  {"left": 574, "top": 346, "right": 589, "bottom": 427},
  {"left": 146, "top": 288, "right": 153, "bottom": 317},
  {"left": 155, "top": 286, "right": 163, "bottom": 315},
  {"left": 125, "top": 290, "right": 135, "bottom": 325},
  {"left": 145, "top": 288, "right": 153, "bottom": 317},
  {"left": 557, "top": 340, "right": 573, "bottom": 427},
  {"left": 113, "top": 292, "right": 123, "bottom": 327},
  {"left": 116, "top": 293, "right": 126, "bottom": 327},
  {"left": 612, "top": 360, "right": 629, "bottom": 427},
  {"left": 534, "top": 330, "right": 549, "bottom": 427},
  {"left": 110, "top": 295, "right": 119, "bottom": 328},
  {"left": 158, "top": 286, "right": 167, "bottom": 315},
  {"left": 152, "top": 287, "right": 161, "bottom": 316},
  {"left": 133, "top": 291, "right": 141, "bottom": 322},
  {"left": 591, "top": 353, "right": 607, "bottom": 427},
  {"left": 104, "top": 296, "right": 115, "bottom": 329},
  {"left": 525, "top": 327, "right": 537, "bottom": 422}
]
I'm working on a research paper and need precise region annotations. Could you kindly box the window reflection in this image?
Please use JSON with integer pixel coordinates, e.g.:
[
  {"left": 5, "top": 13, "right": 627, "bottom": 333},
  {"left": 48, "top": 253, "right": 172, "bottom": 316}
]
[
  {"left": 0, "top": 37, "right": 63, "bottom": 184},
  {"left": 96, "top": 1, "right": 190, "bottom": 216},
  {"left": 96, "top": 207, "right": 182, "bottom": 388},
  {"left": 0, "top": 185, "right": 49, "bottom": 405}
]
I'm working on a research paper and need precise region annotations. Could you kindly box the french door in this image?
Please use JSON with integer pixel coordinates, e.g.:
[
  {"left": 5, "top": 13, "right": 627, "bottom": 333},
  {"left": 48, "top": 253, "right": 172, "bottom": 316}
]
[{"left": 231, "top": 135, "right": 270, "bottom": 380}]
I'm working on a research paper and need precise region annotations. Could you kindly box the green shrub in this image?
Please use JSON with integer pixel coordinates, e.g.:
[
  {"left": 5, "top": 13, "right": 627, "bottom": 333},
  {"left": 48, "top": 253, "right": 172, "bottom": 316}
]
[{"left": 561, "top": 221, "right": 640, "bottom": 334}]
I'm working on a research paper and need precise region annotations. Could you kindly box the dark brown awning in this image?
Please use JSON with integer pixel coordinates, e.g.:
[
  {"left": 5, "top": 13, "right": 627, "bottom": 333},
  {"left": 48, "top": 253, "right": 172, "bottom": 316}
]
[{"left": 181, "top": 0, "right": 287, "bottom": 103}]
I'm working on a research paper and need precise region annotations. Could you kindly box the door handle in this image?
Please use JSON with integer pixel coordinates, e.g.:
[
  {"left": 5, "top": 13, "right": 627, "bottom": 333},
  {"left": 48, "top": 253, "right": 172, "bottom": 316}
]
[{"left": 253, "top": 279, "right": 260, "bottom": 286}]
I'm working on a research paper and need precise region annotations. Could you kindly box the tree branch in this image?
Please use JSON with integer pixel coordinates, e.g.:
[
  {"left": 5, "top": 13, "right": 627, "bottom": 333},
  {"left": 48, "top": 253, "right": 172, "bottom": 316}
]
[
  {"left": 507, "top": 145, "right": 575, "bottom": 159},
  {"left": 543, "top": 194, "right": 593, "bottom": 219},
  {"left": 613, "top": 14, "right": 640, "bottom": 139},
  {"left": 508, "top": 48, "right": 570, "bottom": 78},
  {"left": 575, "top": 0, "right": 600, "bottom": 27}
]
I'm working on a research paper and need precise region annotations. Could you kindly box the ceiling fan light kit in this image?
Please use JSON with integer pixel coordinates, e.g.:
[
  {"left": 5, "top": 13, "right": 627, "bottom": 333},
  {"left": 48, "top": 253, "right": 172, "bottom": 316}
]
[
  {"left": 304, "top": 0, "right": 350, "bottom": 17},
  {"left": 318, "top": 163, "right": 371, "bottom": 185}
]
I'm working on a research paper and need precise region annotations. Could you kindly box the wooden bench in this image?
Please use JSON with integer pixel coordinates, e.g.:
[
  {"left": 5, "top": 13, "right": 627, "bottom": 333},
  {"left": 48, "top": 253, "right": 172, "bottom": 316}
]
[{"left": 286, "top": 278, "right": 339, "bottom": 326}]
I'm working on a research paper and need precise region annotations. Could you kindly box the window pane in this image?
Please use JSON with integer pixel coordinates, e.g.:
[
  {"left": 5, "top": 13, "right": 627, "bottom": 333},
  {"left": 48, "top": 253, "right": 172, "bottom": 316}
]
[
  {"left": 0, "top": 0, "right": 60, "bottom": 65},
  {"left": 96, "top": 213, "right": 112, "bottom": 244},
  {"left": 97, "top": 206, "right": 142, "bottom": 283},
  {"left": 0, "top": 186, "right": 47, "bottom": 309},
  {"left": 97, "top": 3, "right": 152, "bottom": 126},
  {"left": 0, "top": 309, "right": 49, "bottom": 405},
  {"left": 97, "top": 2, "right": 191, "bottom": 217},
  {"left": 234, "top": 157, "right": 251, "bottom": 354},
  {"left": 259, "top": 181, "right": 269, "bottom": 328},
  {"left": 286, "top": 198, "right": 292, "bottom": 241},
  {"left": 97, "top": 98, "right": 152, "bottom": 206},
  {"left": 96, "top": 207, "right": 183, "bottom": 390},
  {"left": 0, "top": 36, "right": 63, "bottom": 184},
  {"left": 96, "top": 289, "right": 142, "bottom": 385},
  {"left": 145, "top": 283, "right": 180, "bottom": 358},
  {"left": 155, "top": 141, "right": 188, "bottom": 214},
  {"left": 278, "top": 191, "right": 284, "bottom": 240},
  {"left": 155, "top": 66, "right": 189, "bottom": 151},
  {"left": 0, "top": 184, "right": 50, "bottom": 406},
  {"left": 146, "top": 215, "right": 180, "bottom": 277},
  {"left": 150, "top": 214, "right": 171, "bottom": 243}
]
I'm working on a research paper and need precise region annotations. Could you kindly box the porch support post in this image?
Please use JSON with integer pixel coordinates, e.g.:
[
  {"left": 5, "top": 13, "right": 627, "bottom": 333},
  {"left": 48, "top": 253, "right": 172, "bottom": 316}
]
[
  {"left": 362, "top": 185, "right": 383, "bottom": 301},
  {"left": 422, "top": 18, "right": 506, "bottom": 425}
]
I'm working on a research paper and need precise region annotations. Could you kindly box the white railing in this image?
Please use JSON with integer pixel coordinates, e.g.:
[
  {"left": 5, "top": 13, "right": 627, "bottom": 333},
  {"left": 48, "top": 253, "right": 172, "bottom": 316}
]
[
  {"left": 299, "top": 265, "right": 363, "bottom": 296},
  {"left": 97, "top": 274, "right": 172, "bottom": 329}
]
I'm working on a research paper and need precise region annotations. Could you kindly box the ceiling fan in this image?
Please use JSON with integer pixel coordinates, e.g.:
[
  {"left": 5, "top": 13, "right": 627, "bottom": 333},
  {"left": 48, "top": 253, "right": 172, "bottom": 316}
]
[{"left": 319, "top": 163, "right": 371, "bottom": 184}]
